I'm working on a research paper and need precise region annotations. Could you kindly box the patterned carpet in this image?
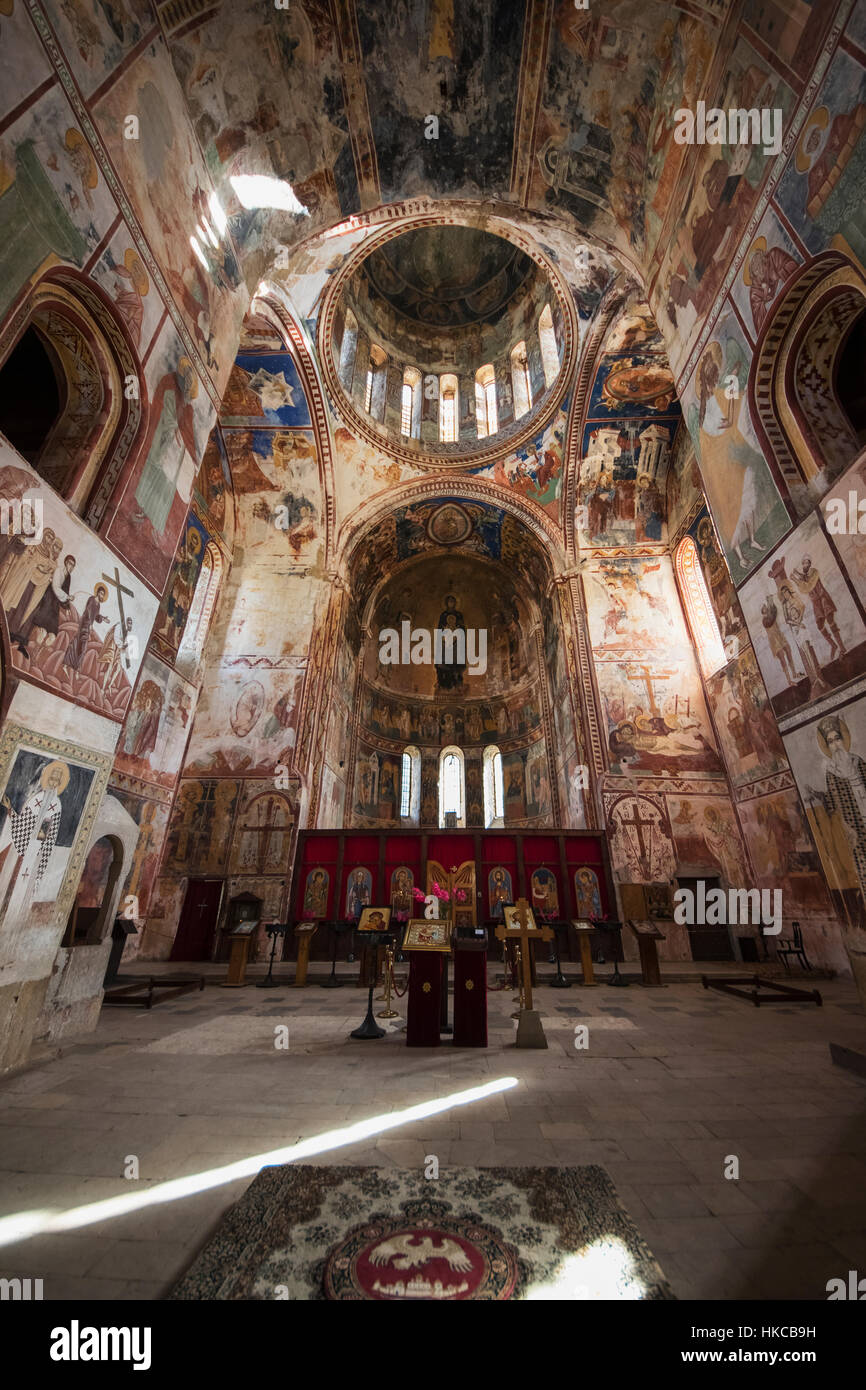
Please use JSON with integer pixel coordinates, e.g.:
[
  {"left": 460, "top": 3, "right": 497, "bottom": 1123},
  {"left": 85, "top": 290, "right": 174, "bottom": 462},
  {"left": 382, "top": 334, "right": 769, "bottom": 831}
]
[{"left": 170, "top": 1165, "right": 674, "bottom": 1300}]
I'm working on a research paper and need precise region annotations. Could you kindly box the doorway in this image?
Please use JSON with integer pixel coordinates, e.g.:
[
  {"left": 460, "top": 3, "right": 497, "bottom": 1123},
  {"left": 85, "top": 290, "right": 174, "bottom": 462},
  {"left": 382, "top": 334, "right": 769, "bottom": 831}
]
[
  {"left": 676, "top": 875, "right": 735, "bottom": 962},
  {"left": 171, "top": 879, "right": 224, "bottom": 961}
]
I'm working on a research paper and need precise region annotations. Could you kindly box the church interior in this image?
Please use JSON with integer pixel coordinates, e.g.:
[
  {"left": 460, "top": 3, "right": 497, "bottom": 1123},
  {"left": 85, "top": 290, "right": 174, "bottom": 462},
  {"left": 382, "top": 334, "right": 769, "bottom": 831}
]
[{"left": 0, "top": 0, "right": 866, "bottom": 1310}]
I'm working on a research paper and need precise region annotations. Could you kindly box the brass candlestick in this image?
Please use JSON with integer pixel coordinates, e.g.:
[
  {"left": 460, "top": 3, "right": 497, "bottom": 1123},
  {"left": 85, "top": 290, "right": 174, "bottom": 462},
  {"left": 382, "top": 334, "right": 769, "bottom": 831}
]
[{"left": 376, "top": 945, "right": 399, "bottom": 1020}]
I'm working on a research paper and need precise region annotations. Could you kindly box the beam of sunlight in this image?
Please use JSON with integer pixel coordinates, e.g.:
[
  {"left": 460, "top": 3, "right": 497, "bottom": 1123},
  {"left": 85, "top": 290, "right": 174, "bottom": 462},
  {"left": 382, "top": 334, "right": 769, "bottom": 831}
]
[
  {"left": 230, "top": 174, "right": 308, "bottom": 215},
  {"left": 0, "top": 1077, "right": 517, "bottom": 1249},
  {"left": 208, "top": 190, "right": 227, "bottom": 236},
  {"left": 524, "top": 1237, "right": 647, "bottom": 1300}
]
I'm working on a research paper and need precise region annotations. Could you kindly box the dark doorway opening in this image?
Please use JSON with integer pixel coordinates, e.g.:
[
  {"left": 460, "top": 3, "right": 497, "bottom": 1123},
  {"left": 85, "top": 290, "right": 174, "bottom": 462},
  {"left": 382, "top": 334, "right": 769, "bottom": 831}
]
[
  {"left": 677, "top": 875, "right": 735, "bottom": 962},
  {"left": 837, "top": 308, "right": 866, "bottom": 444},
  {"left": 0, "top": 325, "right": 63, "bottom": 462}
]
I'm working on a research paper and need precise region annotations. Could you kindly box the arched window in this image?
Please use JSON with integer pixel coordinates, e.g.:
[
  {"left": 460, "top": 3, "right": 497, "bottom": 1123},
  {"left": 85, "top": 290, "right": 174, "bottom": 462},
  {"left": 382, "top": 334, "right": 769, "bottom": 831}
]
[
  {"left": 400, "top": 744, "right": 421, "bottom": 822},
  {"left": 675, "top": 536, "right": 727, "bottom": 678},
  {"left": 438, "top": 745, "right": 465, "bottom": 827},
  {"left": 538, "top": 305, "right": 560, "bottom": 387},
  {"left": 439, "top": 373, "right": 458, "bottom": 443},
  {"left": 337, "top": 308, "right": 358, "bottom": 391},
  {"left": 474, "top": 364, "right": 498, "bottom": 438},
  {"left": 176, "top": 540, "right": 223, "bottom": 673},
  {"left": 483, "top": 745, "right": 505, "bottom": 828},
  {"left": 401, "top": 366, "right": 422, "bottom": 439},
  {"left": 511, "top": 341, "right": 532, "bottom": 419},
  {"left": 364, "top": 344, "right": 388, "bottom": 420}
]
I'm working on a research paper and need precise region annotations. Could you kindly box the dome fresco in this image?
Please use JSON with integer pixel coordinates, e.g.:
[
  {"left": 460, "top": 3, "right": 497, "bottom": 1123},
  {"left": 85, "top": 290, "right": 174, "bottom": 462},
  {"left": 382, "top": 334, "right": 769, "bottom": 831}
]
[{"left": 359, "top": 225, "right": 535, "bottom": 329}]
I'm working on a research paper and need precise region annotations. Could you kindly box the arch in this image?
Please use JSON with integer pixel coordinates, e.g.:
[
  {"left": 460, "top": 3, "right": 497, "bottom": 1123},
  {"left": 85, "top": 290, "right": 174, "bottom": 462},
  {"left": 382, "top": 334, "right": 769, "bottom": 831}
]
[
  {"left": 475, "top": 363, "right": 498, "bottom": 438},
  {"left": 0, "top": 271, "right": 145, "bottom": 520},
  {"left": 439, "top": 744, "right": 465, "bottom": 827},
  {"left": 439, "top": 373, "right": 458, "bottom": 443},
  {"left": 400, "top": 744, "right": 421, "bottom": 823},
  {"left": 750, "top": 250, "right": 866, "bottom": 509},
  {"left": 675, "top": 536, "right": 726, "bottom": 678},
  {"left": 401, "top": 366, "right": 422, "bottom": 439},
  {"left": 364, "top": 342, "right": 388, "bottom": 420},
  {"left": 482, "top": 744, "right": 504, "bottom": 827},
  {"left": 538, "top": 304, "right": 560, "bottom": 387},
  {"left": 176, "top": 540, "right": 223, "bottom": 674},
  {"left": 62, "top": 833, "right": 125, "bottom": 947},
  {"left": 511, "top": 340, "right": 532, "bottom": 419}
]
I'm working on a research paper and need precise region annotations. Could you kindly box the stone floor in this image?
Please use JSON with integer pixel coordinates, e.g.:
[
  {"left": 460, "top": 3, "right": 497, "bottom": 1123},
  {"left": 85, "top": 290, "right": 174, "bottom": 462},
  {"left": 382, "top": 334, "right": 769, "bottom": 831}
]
[{"left": 1, "top": 967, "right": 865, "bottom": 1301}]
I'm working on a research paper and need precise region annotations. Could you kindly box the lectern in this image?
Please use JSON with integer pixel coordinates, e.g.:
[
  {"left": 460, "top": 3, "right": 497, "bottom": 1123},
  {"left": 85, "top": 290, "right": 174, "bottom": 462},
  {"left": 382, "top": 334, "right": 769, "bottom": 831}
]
[
  {"left": 221, "top": 921, "right": 257, "bottom": 987},
  {"left": 293, "top": 921, "right": 318, "bottom": 986},
  {"left": 453, "top": 928, "right": 488, "bottom": 1047},
  {"left": 571, "top": 919, "right": 598, "bottom": 987},
  {"left": 628, "top": 918, "right": 665, "bottom": 987}
]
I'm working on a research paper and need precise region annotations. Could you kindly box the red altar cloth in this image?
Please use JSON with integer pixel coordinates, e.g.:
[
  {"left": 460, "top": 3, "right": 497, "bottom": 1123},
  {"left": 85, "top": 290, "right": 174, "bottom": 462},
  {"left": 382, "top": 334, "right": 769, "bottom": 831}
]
[{"left": 406, "top": 951, "right": 443, "bottom": 1047}]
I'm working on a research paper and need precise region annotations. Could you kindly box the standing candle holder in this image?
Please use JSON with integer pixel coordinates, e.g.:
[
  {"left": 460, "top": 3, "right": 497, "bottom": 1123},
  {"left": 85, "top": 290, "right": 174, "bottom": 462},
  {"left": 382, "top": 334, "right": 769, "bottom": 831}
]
[
  {"left": 350, "top": 932, "right": 393, "bottom": 1039},
  {"left": 376, "top": 944, "right": 400, "bottom": 1020},
  {"left": 256, "top": 922, "right": 287, "bottom": 988},
  {"left": 549, "top": 920, "right": 571, "bottom": 988}
]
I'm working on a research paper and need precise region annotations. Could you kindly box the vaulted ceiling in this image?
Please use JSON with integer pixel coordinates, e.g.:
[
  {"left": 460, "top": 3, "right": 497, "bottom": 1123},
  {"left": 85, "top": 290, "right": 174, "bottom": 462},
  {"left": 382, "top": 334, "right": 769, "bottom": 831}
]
[{"left": 160, "top": 0, "right": 741, "bottom": 276}]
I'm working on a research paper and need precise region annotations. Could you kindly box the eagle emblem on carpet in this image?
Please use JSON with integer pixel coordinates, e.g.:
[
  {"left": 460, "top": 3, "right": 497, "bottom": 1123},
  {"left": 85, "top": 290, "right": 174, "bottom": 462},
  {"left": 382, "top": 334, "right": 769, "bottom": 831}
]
[{"left": 323, "top": 1200, "right": 518, "bottom": 1299}]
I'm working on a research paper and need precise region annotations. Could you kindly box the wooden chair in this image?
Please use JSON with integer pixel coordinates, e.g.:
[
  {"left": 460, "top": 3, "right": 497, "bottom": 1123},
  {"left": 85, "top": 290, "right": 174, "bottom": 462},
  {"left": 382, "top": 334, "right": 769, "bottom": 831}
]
[{"left": 776, "top": 921, "right": 812, "bottom": 973}]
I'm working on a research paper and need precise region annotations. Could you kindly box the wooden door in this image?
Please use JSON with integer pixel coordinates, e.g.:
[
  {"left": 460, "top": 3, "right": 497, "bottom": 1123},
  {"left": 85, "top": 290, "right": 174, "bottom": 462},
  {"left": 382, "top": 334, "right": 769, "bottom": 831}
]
[{"left": 170, "top": 879, "right": 224, "bottom": 961}]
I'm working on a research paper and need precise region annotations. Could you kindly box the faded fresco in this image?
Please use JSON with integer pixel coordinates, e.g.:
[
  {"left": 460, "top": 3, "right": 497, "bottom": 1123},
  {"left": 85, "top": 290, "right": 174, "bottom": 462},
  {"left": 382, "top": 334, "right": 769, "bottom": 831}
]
[
  {"left": 583, "top": 556, "right": 722, "bottom": 777},
  {"left": 740, "top": 513, "right": 866, "bottom": 719},
  {"left": 683, "top": 307, "right": 790, "bottom": 586},
  {"left": 183, "top": 666, "right": 304, "bottom": 777},
  {"left": 115, "top": 653, "right": 195, "bottom": 792},
  {"left": 0, "top": 453, "right": 158, "bottom": 722},
  {"left": 784, "top": 696, "right": 866, "bottom": 931}
]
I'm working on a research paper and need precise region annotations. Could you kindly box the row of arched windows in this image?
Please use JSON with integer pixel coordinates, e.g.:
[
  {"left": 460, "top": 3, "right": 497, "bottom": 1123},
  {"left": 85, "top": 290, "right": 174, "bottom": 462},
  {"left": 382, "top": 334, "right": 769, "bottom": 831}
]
[
  {"left": 340, "top": 303, "right": 560, "bottom": 442},
  {"left": 400, "top": 744, "right": 504, "bottom": 828}
]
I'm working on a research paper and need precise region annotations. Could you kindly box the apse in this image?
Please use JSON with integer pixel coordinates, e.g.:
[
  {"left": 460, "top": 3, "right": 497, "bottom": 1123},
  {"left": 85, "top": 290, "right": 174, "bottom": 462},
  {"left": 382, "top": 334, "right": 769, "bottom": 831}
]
[{"left": 321, "top": 495, "right": 584, "bottom": 833}]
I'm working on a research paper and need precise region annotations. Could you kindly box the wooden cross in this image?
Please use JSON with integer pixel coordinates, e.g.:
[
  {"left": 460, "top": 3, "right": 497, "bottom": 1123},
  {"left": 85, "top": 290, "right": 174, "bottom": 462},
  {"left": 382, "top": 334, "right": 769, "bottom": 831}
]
[
  {"left": 102, "top": 566, "right": 135, "bottom": 668},
  {"left": 494, "top": 897, "right": 553, "bottom": 1013}
]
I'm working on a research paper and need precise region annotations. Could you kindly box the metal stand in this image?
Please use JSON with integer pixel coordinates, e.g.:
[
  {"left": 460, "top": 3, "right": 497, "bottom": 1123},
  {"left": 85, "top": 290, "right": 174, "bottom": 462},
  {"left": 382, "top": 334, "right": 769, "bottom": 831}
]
[
  {"left": 600, "top": 920, "right": 629, "bottom": 987},
  {"left": 256, "top": 923, "right": 286, "bottom": 988},
  {"left": 350, "top": 932, "right": 390, "bottom": 1039},
  {"left": 320, "top": 921, "right": 345, "bottom": 989},
  {"left": 376, "top": 944, "right": 399, "bottom": 1019},
  {"left": 549, "top": 922, "right": 571, "bottom": 988}
]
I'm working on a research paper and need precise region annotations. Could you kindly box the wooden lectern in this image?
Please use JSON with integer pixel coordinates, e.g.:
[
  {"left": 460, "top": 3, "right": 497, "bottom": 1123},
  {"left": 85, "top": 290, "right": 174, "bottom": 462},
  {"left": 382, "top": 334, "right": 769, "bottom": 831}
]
[
  {"left": 222, "top": 922, "right": 257, "bottom": 987},
  {"left": 571, "top": 919, "right": 598, "bottom": 986},
  {"left": 293, "top": 921, "right": 318, "bottom": 986},
  {"left": 628, "top": 918, "right": 665, "bottom": 987}
]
